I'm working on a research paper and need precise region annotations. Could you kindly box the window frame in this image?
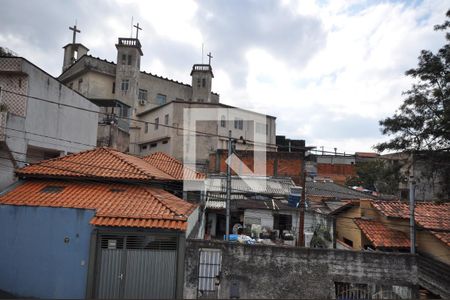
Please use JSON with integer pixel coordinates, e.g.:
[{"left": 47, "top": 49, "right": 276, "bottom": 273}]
[
  {"left": 121, "top": 79, "right": 129, "bottom": 91},
  {"left": 156, "top": 94, "right": 167, "bottom": 105}
]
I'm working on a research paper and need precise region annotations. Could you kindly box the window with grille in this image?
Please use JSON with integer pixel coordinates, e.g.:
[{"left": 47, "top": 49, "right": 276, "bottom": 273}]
[
  {"left": 155, "top": 117, "right": 159, "bottom": 130},
  {"left": 156, "top": 94, "right": 166, "bottom": 105},
  {"left": 121, "top": 80, "right": 129, "bottom": 91},
  {"left": 234, "top": 118, "right": 243, "bottom": 130},
  {"left": 138, "top": 89, "right": 147, "bottom": 101}
]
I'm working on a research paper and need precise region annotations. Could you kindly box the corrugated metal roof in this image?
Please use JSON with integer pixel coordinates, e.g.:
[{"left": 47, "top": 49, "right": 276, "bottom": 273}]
[
  {"left": 206, "top": 176, "right": 296, "bottom": 195},
  {"left": 306, "top": 181, "right": 376, "bottom": 200}
]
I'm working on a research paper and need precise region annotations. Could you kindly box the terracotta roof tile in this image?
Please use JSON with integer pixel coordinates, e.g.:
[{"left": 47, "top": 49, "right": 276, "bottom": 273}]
[
  {"left": 354, "top": 218, "right": 410, "bottom": 248},
  {"left": 16, "top": 147, "right": 175, "bottom": 181},
  {"left": 372, "top": 201, "right": 450, "bottom": 246},
  {"left": 0, "top": 180, "right": 196, "bottom": 231},
  {"left": 142, "top": 152, "right": 205, "bottom": 180}
]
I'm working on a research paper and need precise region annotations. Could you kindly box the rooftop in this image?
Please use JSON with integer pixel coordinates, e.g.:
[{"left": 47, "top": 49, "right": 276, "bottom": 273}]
[
  {"left": 206, "top": 176, "right": 296, "bottom": 196},
  {"left": 142, "top": 152, "right": 205, "bottom": 180},
  {"left": 16, "top": 147, "right": 176, "bottom": 182},
  {"left": 354, "top": 218, "right": 410, "bottom": 249},
  {"left": 0, "top": 180, "right": 196, "bottom": 231},
  {"left": 306, "top": 181, "right": 376, "bottom": 200},
  {"left": 372, "top": 201, "right": 450, "bottom": 246}
]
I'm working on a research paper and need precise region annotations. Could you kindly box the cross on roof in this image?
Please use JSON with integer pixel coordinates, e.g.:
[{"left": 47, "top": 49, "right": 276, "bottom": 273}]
[
  {"left": 133, "top": 22, "right": 142, "bottom": 39},
  {"left": 207, "top": 52, "right": 213, "bottom": 65},
  {"left": 69, "top": 24, "right": 81, "bottom": 44}
]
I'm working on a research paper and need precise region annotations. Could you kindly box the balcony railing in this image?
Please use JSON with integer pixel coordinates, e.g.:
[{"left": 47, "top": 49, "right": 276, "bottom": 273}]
[
  {"left": 117, "top": 38, "right": 142, "bottom": 49},
  {"left": 192, "top": 64, "right": 212, "bottom": 72}
]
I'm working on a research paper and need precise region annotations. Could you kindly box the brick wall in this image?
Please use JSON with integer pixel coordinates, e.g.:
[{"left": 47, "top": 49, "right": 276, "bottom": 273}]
[
  {"left": 316, "top": 163, "right": 356, "bottom": 184},
  {"left": 209, "top": 150, "right": 303, "bottom": 184}
]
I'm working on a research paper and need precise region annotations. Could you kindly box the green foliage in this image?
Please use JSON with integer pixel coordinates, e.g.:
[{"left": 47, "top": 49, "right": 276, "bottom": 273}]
[
  {"left": 376, "top": 10, "right": 449, "bottom": 152},
  {"left": 310, "top": 223, "right": 332, "bottom": 248},
  {"left": 375, "top": 10, "right": 450, "bottom": 199},
  {"left": 345, "top": 159, "right": 403, "bottom": 194},
  {"left": 0, "top": 47, "right": 16, "bottom": 57}
]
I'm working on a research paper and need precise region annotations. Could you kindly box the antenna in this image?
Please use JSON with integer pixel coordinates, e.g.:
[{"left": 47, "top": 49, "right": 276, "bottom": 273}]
[
  {"left": 201, "top": 43, "right": 204, "bottom": 64},
  {"left": 130, "top": 16, "right": 134, "bottom": 38}
]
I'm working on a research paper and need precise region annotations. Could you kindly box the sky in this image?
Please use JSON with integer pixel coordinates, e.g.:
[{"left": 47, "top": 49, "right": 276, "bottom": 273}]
[{"left": 0, "top": 0, "right": 447, "bottom": 153}]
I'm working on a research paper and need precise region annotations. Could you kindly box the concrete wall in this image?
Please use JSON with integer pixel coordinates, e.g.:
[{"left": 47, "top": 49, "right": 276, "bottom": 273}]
[
  {"left": 335, "top": 206, "right": 362, "bottom": 249},
  {"left": 0, "top": 57, "right": 98, "bottom": 190},
  {"left": 97, "top": 123, "right": 130, "bottom": 152},
  {"left": 0, "top": 205, "right": 94, "bottom": 299},
  {"left": 184, "top": 240, "right": 418, "bottom": 299},
  {"left": 417, "top": 231, "right": 450, "bottom": 265},
  {"left": 136, "top": 102, "right": 276, "bottom": 167}
]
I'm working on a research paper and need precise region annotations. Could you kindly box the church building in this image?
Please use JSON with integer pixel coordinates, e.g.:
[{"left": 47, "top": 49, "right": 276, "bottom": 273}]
[{"left": 58, "top": 24, "right": 276, "bottom": 169}]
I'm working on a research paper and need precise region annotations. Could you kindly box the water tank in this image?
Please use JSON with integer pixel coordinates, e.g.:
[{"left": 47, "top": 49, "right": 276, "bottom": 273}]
[{"left": 288, "top": 186, "right": 302, "bottom": 208}]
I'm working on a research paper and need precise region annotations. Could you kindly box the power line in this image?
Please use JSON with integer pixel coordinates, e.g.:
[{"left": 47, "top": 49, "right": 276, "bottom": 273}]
[
  {"left": 2, "top": 151, "right": 450, "bottom": 231},
  {"left": 0, "top": 88, "right": 333, "bottom": 152}
]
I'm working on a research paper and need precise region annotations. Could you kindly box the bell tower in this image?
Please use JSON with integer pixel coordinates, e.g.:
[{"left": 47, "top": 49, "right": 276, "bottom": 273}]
[
  {"left": 114, "top": 23, "right": 143, "bottom": 109},
  {"left": 62, "top": 24, "right": 89, "bottom": 72},
  {"left": 191, "top": 52, "right": 214, "bottom": 103}
]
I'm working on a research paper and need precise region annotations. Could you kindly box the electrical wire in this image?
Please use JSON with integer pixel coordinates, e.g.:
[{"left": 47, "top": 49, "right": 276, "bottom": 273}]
[{"left": 0, "top": 88, "right": 319, "bottom": 152}]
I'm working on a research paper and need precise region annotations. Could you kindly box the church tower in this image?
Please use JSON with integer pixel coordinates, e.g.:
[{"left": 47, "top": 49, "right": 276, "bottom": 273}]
[
  {"left": 190, "top": 52, "right": 214, "bottom": 102},
  {"left": 114, "top": 36, "right": 143, "bottom": 109},
  {"left": 62, "top": 24, "right": 89, "bottom": 72}
]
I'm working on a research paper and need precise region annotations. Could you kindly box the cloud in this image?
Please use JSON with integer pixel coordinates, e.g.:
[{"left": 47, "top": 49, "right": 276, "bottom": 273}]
[
  {"left": 194, "top": 0, "right": 327, "bottom": 87},
  {"left": 0, "top": 0, "right": 447, "bottom": 154}
]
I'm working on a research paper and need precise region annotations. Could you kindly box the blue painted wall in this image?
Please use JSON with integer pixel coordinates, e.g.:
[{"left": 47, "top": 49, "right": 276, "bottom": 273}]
[{"left": 0, "top": 205, "right": 95, "bottom": 299}]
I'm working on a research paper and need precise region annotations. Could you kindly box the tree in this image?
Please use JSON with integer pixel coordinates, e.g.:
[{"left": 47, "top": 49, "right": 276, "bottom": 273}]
[
  {"left": 376, "top": 10, "right": 449, "bottom": 152},
  {"left": 0, "top": 47, "right": 17, "bottom": 57},
  {"left": 375, "top": 10, "right": 450, "bottom": 199},
  {"left": 345, "top": 159, "right": 403, "bottom": 195}
]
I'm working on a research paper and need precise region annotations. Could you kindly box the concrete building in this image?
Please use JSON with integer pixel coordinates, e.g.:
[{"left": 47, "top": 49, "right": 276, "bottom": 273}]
[
  {"left": 0, "top": 147, "right": 199, "bottom": 299},
  {"left": 0, "top": 56, "right": 98, "bottom": 190},
  {"left": 136, "top": 101, "right": 276, "bottom": 168},
  {"left": 333, "top": 199, "right": 450, "bottom": 266},
  {"left": 57, "top": 28, "right": 276, "bottom": 167}
]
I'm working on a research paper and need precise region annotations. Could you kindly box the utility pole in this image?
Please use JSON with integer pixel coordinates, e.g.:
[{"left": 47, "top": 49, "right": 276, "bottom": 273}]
[
  {"left": 225, "top": 130, "right": 232, "bottom": 241},
  {"left": 409, "top": 154, "right": 416, "bottom": 254},
  {"left": 298, "top": 149, "right": 306, "bottom": 247}
]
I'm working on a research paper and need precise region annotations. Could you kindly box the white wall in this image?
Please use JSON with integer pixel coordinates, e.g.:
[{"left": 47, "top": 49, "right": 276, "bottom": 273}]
[{"left": 0, "top": 57, "right": 99, "bottom": 190}]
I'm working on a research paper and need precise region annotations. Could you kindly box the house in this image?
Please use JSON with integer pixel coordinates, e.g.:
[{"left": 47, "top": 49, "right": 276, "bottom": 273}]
[
  {"left": 142, "top": 151, "right": 206, "bottom": 201},
  {"left": 381, "top": 151, "right": 449, "bottom": 201},
  {"left": 0, "top": 147, "right": 200, "bottom": 299},
  {"left": 57, "top": 27, "right": 277, "bottom": 166},
  {"left": 303, "top": 180, "right": 397, "bottom": 249},
  {"left": 304, "top": 196, "right": 351, "bottom": 248},
  {"left": 0, "top": 56, "right": 99, "bottom": 190},
  {"left": 208, "top": 149, "right": 304, "bottom": 184},
  {"left": 333, "top": 199, "right": 450, "bottom": 265},
  {"left": 136, "top": 101, "right": 276, "bottom": 169},
  {"left": 203, "top": 175, "right": 301, "bottom": 245},
  {"left": 306, "top": 154, "right": 356, "bottom": 185}
]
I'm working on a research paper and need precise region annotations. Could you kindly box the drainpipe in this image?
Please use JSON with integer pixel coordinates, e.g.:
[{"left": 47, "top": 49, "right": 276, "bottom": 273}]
[{"left": 225, "top": 130, "right": 232, "bottom": 241}]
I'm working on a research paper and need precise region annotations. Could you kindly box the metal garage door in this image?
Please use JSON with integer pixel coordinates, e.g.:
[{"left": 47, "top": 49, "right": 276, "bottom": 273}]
[{"left": 95, "top": 234, "right": 178, "bottom": 299}]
